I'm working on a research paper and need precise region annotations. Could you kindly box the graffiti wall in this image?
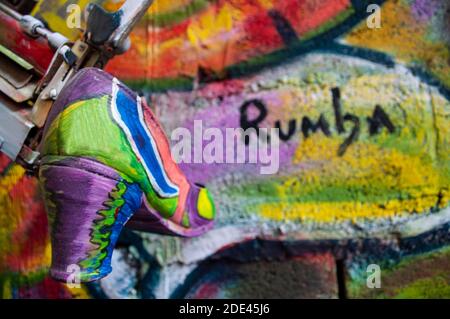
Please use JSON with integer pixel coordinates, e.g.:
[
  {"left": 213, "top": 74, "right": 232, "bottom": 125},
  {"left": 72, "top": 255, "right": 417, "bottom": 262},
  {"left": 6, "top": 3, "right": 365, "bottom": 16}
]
[{"left": 0, "top": 0, "right": 449, "bottom": 298}]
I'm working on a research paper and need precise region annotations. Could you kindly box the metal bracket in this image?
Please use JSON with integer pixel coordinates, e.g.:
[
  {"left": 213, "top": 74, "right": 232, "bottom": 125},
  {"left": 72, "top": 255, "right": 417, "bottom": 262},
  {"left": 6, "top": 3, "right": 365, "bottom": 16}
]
[
  {"left": 85, "top": 0, "right": 153, "bottom": 62},
  {"left": 31, "top": 41, "right": 90, "bottom": 127}
]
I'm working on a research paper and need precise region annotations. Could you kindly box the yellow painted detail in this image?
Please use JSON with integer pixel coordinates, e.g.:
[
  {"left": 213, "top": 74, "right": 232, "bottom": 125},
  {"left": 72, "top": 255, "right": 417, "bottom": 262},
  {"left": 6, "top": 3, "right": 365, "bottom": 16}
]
[{"left": 197, "top": 188, "right": 215, "bottom": 220}]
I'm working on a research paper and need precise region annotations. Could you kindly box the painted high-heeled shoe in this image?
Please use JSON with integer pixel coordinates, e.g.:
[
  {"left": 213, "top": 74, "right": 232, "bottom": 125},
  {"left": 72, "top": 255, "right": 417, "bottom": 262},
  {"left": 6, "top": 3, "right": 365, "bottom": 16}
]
[{"left": 38, "top": 68, "right": 216, "bottom": 282}]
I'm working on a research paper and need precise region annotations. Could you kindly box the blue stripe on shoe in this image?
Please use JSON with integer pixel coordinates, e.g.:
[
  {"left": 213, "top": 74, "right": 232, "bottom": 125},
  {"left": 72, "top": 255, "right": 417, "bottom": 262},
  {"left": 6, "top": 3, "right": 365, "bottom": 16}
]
[{"left": 110, "top": 78, "right": 179, "bottom": 197}]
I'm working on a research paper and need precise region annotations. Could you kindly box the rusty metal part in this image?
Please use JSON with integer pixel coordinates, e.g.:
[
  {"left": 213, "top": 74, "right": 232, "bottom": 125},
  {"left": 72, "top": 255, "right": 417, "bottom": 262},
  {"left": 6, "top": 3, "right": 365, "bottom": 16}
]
[{"left": 0, "top": 51, "right": 37, "bottom": 102}]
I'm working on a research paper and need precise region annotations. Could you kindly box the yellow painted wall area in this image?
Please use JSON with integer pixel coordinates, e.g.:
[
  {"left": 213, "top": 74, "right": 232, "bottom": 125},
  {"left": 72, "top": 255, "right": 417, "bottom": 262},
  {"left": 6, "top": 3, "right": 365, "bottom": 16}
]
[{"left": 261, "top": 138, "right": 448, "bottom": 222}]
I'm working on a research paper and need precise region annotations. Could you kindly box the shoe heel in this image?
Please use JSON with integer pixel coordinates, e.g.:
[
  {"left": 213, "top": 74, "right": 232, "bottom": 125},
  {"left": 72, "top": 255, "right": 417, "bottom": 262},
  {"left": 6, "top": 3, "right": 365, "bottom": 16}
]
[{"left": 38, "top": 156, "right": 142, "bottom": 282}]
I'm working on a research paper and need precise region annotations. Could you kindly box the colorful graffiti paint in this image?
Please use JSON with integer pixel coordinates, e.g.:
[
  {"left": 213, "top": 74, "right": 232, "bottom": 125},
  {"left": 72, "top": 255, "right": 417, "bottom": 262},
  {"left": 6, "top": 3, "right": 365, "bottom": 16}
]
[{"left": 0, "top": 0, "right": 449, "bottom": 298}]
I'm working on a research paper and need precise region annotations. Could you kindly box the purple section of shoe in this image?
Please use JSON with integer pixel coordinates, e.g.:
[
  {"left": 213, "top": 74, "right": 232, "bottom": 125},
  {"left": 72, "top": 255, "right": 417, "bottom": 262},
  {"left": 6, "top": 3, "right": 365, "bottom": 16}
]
[
  {"left": 40, "top": 156, "right": 122, "bottom": 181},
  {"left": 39, "top": 159, "right": 119, "bottom": 280},
  {"left": 126, "top": 208, "right": 176, "bottom": 236},
  {"left": 126, "top": 214, "right": 213, "bottom": 237}
]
